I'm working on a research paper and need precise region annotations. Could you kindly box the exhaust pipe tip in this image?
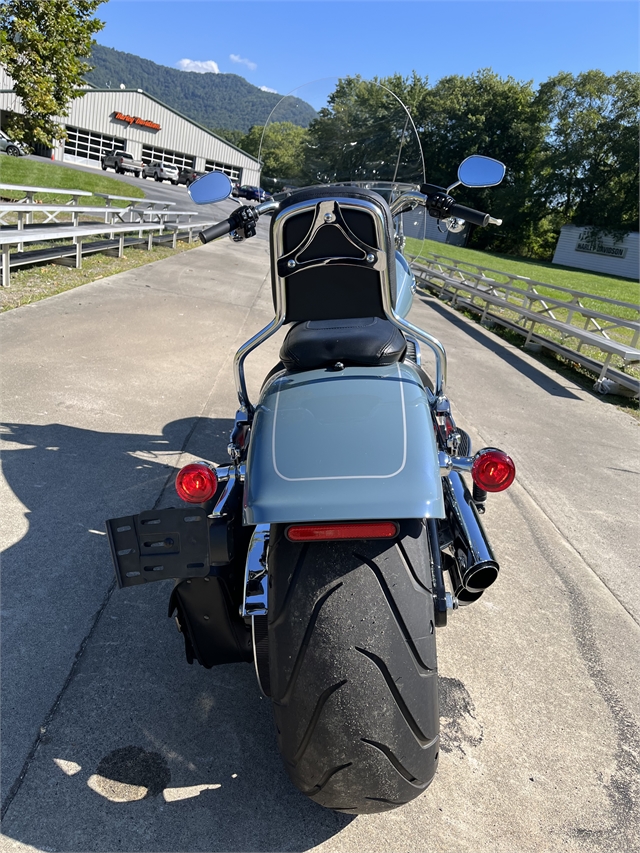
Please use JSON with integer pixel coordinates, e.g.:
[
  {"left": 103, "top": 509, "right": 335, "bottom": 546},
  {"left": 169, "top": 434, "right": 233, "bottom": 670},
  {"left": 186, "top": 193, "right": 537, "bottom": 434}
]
[
  {"left": 443, "top": 552, "right": 489, "bottom": 605},
  {"left": 455, "top": 587, "right": 484, "bottom": 606},
  {"left": 463, "top": 559, "right": 499, "bottom": 593}
]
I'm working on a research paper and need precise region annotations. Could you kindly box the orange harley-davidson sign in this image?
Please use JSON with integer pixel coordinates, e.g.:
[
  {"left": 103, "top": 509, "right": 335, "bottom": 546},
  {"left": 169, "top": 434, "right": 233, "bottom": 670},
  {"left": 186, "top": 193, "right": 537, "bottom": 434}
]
[{"left": 113, "top": 111, "right": 161, "bottom": 131}]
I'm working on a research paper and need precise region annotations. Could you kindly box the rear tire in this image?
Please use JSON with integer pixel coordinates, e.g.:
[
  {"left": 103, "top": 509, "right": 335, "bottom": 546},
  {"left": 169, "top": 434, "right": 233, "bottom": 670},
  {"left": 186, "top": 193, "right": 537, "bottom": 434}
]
[{"left": 268, "top": 521, "right": 439, "bottom": 814}]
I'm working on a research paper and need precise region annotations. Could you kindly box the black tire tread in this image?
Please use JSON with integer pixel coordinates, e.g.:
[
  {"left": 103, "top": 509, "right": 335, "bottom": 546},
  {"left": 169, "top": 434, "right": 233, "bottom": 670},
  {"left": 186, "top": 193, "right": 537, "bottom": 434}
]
[
  {"left": 268, "top": 522, "right": 439, "bottom": 814},
  {"left": 355, "top": 647, "right": 437, "bottom": 747}
]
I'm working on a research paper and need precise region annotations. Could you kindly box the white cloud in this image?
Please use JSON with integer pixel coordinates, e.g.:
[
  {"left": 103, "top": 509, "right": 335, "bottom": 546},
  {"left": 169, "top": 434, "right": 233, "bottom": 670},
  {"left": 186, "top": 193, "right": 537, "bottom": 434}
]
[
  {"left": 230, "top": 54, "right": 257, "bottom": 72},
  {"left": 259, "top": 86, "right": 278, "bottom": 93},
  {"left": 177, "top": 59, "right": 220, "bottom": 74}
]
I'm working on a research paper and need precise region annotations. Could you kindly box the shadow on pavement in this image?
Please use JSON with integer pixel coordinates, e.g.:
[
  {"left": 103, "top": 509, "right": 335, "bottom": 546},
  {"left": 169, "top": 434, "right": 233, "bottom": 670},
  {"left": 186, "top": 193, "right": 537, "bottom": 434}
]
[
  {"left": 419, "top": 294, "right": 582, "bottom": 400},
  {"left": 1, "top": 416, "right": 352, "bottom": 850}
]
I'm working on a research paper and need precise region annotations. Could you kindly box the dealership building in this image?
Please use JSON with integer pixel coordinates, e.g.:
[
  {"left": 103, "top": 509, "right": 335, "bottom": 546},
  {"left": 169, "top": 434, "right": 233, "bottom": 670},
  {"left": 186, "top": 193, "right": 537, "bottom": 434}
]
[{"left": 0, "top": 68, "right": 261, "bottom": 184}]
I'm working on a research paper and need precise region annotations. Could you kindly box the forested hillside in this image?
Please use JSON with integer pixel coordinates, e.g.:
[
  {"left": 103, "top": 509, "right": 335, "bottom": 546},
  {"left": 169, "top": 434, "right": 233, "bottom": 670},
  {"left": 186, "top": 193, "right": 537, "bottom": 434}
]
[{"left": 84, "top": 44, "right": 316, "bottom": 132}]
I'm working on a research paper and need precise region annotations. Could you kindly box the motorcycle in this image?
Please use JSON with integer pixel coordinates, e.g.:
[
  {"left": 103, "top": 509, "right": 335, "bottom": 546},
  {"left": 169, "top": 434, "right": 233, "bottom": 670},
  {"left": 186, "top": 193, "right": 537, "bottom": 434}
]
[{"left": 106, "top": 80, "right": 515, "bottom": 814}]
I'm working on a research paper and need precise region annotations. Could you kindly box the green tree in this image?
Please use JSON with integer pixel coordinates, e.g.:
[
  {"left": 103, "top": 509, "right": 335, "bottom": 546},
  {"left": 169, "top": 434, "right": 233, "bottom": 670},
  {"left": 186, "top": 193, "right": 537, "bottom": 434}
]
[
  {"left": 304, "top": 74, "right": 427, "bottom": 185},
  {"left": 211, "top": 128, "right": 246, "bottom": 148},
  {"left": 535, "top": 70, "right": 640, "bottom": 234},
  {"left": 417, "top": 69, "right": 550, "bottom": 256},
  {"left": 239, "top": 121, "right": 309, "bottom": 183},
  {"left": 0, "top": 0, "right": 105, "bottom": 147}
]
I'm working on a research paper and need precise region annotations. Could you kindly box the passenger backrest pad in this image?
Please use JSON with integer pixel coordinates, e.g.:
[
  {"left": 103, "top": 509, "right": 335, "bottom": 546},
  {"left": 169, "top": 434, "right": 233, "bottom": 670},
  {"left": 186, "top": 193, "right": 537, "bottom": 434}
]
[{"left": 270, "top": 185, "right": 397, "bottom": 323}]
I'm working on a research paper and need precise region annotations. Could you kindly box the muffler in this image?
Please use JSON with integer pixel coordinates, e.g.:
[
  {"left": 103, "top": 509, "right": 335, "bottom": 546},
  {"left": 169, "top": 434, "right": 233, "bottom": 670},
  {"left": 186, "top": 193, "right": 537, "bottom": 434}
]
[
  {"left": 443, "top": 470, "right": 500, "bottom": 597},
  {"left": 443, "top": 552, "right": 484, "bottom": 605}
]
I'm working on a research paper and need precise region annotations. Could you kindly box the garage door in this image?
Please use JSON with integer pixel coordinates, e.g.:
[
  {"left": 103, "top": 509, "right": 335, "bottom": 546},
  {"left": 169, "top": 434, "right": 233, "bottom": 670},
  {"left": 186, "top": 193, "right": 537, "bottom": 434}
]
[{"left": 64, "top": 126, "right": 125, "bottom": 165}]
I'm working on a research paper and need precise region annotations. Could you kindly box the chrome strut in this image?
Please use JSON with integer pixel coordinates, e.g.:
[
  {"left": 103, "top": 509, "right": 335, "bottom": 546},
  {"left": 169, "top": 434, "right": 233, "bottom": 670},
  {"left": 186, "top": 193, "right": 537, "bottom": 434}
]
[
  {"left": 241, "top": 524, "right": 270, "bottom": 617},
  {"left": 242, "top": 524, "right": 271, "bottom": 696}
]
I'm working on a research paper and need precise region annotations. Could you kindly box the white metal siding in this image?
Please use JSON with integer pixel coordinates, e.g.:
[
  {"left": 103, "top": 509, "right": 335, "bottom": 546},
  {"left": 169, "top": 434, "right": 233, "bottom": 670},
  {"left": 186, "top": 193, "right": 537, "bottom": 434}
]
[
  {"left": 0, "top": 78, "right": 261, "bottom": 185},
  {"left": 553, "top": 225, "right": 639, "bottom": 279}
]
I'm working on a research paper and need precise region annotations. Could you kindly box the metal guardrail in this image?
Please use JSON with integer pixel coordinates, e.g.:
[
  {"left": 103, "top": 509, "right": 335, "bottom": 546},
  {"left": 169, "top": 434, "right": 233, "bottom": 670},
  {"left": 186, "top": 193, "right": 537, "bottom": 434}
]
[
  {"left": 409, "top": 251, "right": 640, "bottom": 397},
  {"left": 0, "top": 181, "right": 218, "bottom": 290},
  {"left": 0, "top": 182, "right": 92, "bottom": 205},
  {"left": 0, "top": 217, "right": 214, "bottom": 287}
]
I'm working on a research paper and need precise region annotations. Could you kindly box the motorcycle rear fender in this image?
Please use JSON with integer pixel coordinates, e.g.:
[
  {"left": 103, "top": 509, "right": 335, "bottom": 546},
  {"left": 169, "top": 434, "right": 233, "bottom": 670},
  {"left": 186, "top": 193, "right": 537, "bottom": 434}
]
[{"left": 243, "top": 362, "right": 445, "bottom": 524}]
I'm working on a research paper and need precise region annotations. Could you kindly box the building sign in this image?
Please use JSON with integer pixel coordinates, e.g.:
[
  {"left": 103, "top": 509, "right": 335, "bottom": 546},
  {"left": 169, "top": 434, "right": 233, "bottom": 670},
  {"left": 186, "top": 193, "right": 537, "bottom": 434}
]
[
  {"left": 575, "top": 229, "right": 627, "bottom": 259},
  {"left": 112, "top": 111, "right": 161, "bottom": 131}
]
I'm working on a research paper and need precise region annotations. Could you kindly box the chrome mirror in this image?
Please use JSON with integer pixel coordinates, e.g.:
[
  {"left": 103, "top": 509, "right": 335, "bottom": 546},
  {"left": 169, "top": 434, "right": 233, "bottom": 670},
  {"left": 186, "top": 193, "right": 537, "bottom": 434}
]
[
  {"left": 457, "top": 155, "right": 505, "bottom": 188},
  {"left": 188, "top": 171, "right": 232, "bottom": 204}
]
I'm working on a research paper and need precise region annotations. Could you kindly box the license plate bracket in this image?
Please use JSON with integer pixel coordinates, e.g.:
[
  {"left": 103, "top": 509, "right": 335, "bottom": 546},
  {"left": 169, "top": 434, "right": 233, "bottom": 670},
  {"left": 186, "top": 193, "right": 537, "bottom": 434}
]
[{"left": 106, "top": 508, "right": 211, "bottom": 588}]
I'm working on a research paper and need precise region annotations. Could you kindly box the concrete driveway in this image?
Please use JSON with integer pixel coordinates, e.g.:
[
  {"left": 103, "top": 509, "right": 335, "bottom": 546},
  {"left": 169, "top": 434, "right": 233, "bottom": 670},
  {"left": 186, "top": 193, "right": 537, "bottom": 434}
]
[{"left": 1, "top": 236, "right": 638, "bottom": 852}]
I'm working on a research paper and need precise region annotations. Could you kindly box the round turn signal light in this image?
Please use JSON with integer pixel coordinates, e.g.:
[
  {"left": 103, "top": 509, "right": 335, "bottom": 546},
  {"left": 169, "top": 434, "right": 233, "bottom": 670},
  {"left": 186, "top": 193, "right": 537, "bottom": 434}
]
[
  {"left": 471, "top": 449, "right": 516, "bottom": 492},
  {"left": 175, "top": 463, "right": 218, "bottom": 503}
]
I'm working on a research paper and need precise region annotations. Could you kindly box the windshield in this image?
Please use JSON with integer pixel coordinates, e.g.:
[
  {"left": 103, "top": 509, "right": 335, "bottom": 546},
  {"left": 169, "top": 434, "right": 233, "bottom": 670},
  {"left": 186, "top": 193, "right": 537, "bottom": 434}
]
[{"left": 258, "top": 77, "right": 430, "bottom": 260}]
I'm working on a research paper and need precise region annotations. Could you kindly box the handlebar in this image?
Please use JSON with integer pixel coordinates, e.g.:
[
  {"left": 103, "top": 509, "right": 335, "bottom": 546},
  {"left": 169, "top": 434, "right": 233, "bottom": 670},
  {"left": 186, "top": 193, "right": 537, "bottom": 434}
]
[
  {"left": 199, "top": 219, "right": 235, "bottom": 244},
  {"left": 198, "top": 189, "right": 501, "bottom": 245},
  {"left": 446, "top": 203, "right": 491, "bottom": 228},
  {"left": 199, "top": 198, "right": 279, "bottom": 244}
]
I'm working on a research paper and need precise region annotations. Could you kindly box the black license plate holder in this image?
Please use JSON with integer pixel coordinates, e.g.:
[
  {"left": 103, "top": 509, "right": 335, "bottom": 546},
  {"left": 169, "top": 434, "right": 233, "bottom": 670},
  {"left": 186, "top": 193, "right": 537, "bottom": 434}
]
[{"left": 106, "top": 508, "right": 211, "bottom": 588}]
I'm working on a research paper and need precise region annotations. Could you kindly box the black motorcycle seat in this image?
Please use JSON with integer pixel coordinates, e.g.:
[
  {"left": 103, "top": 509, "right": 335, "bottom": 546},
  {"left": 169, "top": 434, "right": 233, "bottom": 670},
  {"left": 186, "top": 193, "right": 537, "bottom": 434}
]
[{"left": 279, "top": 317, "right": 407, "bottom": 371}]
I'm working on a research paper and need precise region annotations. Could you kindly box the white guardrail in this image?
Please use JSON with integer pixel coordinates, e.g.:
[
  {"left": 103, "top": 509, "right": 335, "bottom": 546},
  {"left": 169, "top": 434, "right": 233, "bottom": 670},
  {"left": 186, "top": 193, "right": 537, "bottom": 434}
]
[
  {"left": 409, "top": 251, "right": 640, "bottom": 398},
  {"left": 0, "top": 216, "right": 211, "bottom": 287},
  {"left": 0, "top": 182, "right": 213, "bottom": 287}
]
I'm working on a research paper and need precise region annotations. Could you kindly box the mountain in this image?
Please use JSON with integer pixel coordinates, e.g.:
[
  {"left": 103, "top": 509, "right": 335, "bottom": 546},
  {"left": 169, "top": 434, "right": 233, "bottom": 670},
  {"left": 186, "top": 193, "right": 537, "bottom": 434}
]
[{"left": 84, "top": 44, "right": 317, "bottom": 133}]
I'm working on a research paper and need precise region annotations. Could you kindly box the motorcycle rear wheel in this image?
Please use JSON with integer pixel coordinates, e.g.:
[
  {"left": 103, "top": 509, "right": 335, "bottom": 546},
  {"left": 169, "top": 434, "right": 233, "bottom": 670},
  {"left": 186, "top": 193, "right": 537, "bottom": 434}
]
[{"left": 267, "top": 521, "right": 439, "bottom": 814}]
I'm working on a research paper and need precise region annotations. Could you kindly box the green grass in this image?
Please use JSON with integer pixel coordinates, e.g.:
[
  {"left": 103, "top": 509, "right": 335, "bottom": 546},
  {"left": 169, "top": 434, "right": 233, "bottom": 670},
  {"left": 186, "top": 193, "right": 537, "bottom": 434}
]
[
  {"left": 407, "top": 236, "right": 640, "bottom": 398},
  {"left": 0, "top": 155, "right": 145, "bottom": 207},
  {"left": 405, "top": 237, "right": 639, "bottom": 305}
]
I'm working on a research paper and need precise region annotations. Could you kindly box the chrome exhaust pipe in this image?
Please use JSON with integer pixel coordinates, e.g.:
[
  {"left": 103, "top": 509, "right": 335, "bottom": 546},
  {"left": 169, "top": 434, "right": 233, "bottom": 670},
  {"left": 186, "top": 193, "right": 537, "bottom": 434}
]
[
  {"left": 443, "top": 552, "right": 484, "bottom": 605},
  {"left": 443, "top": 471, "right": 499, "bottom": 593}
]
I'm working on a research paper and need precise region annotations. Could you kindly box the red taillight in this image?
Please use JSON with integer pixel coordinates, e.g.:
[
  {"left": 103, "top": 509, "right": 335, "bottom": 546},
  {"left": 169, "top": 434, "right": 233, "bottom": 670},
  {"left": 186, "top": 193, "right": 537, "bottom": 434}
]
[
  {"left": 175, "top": 463, "right": 218, "bottom": 503},
  {"left": 471, "top": 449, "right": 516, "bottom": 492},
  {"left": 286, "top": 522, "right": 398, "bottom": 542}
]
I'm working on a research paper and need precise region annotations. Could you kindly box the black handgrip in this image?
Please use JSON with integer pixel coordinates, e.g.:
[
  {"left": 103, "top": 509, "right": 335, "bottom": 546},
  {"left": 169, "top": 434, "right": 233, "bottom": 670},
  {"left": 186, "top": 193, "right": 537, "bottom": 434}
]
[
  {"left": 447, "top": 203, "right": 490, "bottom": 227},
  {"left": 199, "top": 219, "right": 234, "bottom": 244}
]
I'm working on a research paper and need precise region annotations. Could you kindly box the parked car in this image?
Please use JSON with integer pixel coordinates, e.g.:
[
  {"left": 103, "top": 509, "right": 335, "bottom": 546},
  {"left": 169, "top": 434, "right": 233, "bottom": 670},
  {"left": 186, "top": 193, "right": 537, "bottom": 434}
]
[
  {"left": 101, "top": 149, "right": 144, "bottom": 177},
  {"left": 0, "top": 130, "right": 25, "bottom": 157},
  {"left": 142, "top": 161, "right": 180, "bottom": 184},
  {"left": 232, "top": 184, "right": 272, "bottom": 202},
  {"left": 177, "top": 166, "right": 205, "bottom": 187}
]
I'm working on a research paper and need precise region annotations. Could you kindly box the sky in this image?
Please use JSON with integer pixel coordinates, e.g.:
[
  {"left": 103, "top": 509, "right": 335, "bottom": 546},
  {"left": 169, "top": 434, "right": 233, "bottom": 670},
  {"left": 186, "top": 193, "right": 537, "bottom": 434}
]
[{"left": 98, "top": 1, "right": 638, "bottom": 108}]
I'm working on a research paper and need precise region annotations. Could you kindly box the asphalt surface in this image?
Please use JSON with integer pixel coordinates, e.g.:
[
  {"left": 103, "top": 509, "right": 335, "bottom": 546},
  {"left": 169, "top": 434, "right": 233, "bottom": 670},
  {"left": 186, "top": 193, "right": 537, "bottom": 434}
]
[{"left": 1, "top": 230, "right": 639, "bottom": 852}]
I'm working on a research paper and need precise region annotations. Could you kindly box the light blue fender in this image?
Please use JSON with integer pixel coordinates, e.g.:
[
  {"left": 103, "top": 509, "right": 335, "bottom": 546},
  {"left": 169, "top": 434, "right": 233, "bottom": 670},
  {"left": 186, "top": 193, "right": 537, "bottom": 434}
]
[{"left": 243, "top": 362, "right": 445, "bottom": 525}]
